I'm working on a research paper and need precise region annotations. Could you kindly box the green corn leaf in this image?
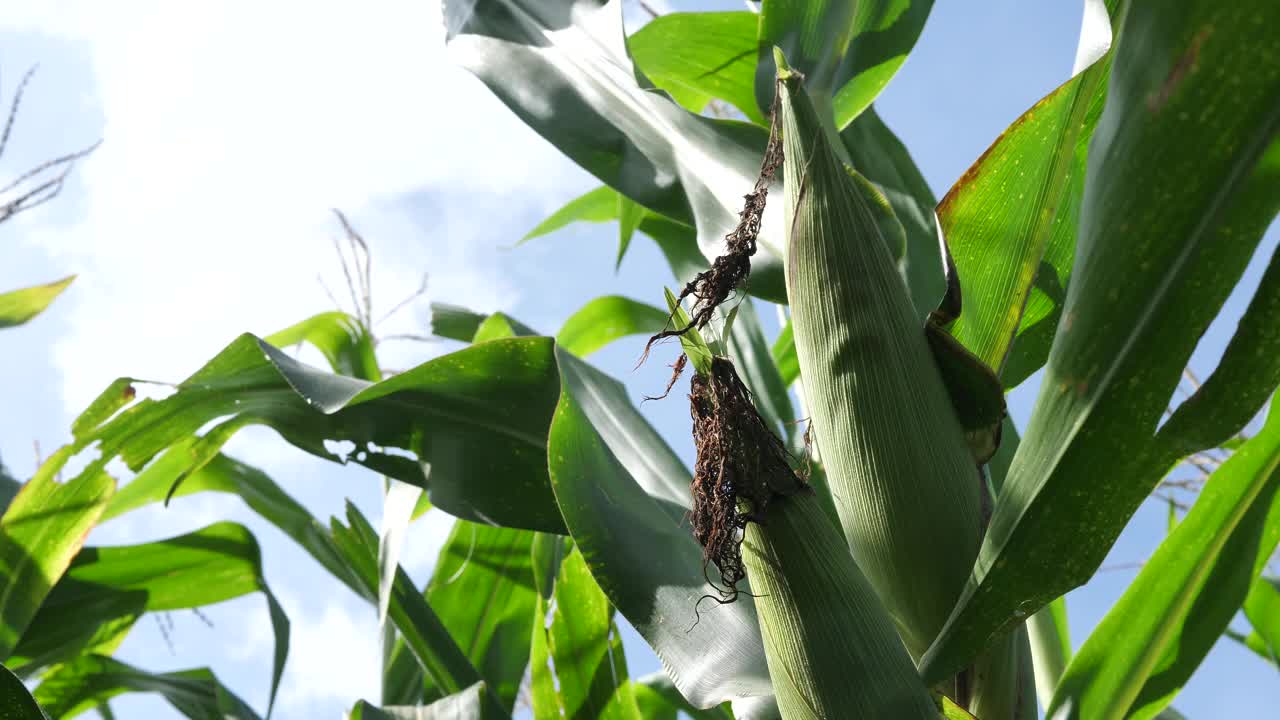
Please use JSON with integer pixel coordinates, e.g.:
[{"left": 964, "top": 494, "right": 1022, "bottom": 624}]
[
  {"left": 264, "top": 311, "right": 380, "bottom": 381},
  {"left": 1240, "top": 576, "right": 1280, "bottom": 665},
  {"left": 617, "top": 194, "right": 644, "bottom": 270},
  {"left": 627, "top": 11, "right": 764, "bottom": 124},
  {"left": 0, "top": 275, "right": 75, "bottom": 330},
  {"left": 755, "top": 0, "right": 934, "bottom": 129},
  {"left": 527, "top": 537, "right": 561, "bottom": 720},
  {"left": 632, "top": 672, "right": 733, "bottom": 720},
  {"left": 556, "top": 295, "right": 669, "bottom": 358},
  {"left": 446, "top": 0, "right": 787, "bottom": 302},
  {"left": 58, "top": 334, "right": 564, "bottom": 533},
  {"left": 778, "top": 48, "right": 982, "bottom": 659},
  {"left": 521, "top": 186, "right": 619, "bottom": 243},
  {"left": 101, "top": 447, "right": 361, "bottom": 598},
  {"left": 11, "top": 522, "right": 289, "bottom": 717},
  {"left": 1, "top": 662, "right": 49, "bottom": 719},
  {"left": 331, "top": 504, "right": 503, "bottom": 715},
  {"left": 349, "top": 682, "right": 500, "bottom": 720},
  {"left": 547, "top": 549, "right": 642, "bottom": 719},
  {"left": 741, "top": 492, "right": 939, "bottom": 719},
  {"left": 471, "top": 312, "right": 538, "bottom": 343},
  {"left": 0, "top": 456, "right": 114, "bottom": 659},
  {"left": 429, "top": 303, "right": 490, "bottom": 342},
  {"left": 770, "top": 321, "right": 798, "bottom": 387},
  {"left": 922, "top": 0, "right": 1280, "bottom": 683},
  {"left": 939, "top": 1, "right": 1116, "bottom": 383},
  {"left": 1048, "top": 396, "right": 1280, "bottom": 720},
  {"left": 31, "top": 655, "right": 259, "bottom": 720},
  {"left": 382, "top": 522, "right": 537, "bottom": 711},
  {"left": 546, "top": 347, "right": 773, "bottom": 709}
]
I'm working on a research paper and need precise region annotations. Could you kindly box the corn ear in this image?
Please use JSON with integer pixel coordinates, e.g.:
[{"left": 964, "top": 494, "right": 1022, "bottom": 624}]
[
  {"left": 740, "top": 491, "right": 938, "bottom": 719},
  {"left": 778, "top": 54, "right": 982, "bottom": 658}
]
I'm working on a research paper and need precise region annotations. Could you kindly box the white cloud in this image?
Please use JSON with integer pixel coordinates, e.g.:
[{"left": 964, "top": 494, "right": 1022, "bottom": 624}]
[{"left": 2, "top": 0, "right": 581, "bottom": 414}]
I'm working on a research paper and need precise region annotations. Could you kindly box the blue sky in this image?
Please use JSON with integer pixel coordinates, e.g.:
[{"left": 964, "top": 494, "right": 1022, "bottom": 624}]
[{"left": 1, "top": 1, "right": 1276, "bottom": 717}]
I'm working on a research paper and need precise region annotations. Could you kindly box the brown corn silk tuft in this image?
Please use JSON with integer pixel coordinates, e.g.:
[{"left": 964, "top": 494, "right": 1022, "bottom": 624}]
[{"left": 689, "top": 356, "right": 808, "bottom": 601}]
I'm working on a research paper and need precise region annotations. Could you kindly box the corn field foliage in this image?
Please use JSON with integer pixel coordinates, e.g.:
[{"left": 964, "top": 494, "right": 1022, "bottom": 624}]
[{"left": 3, "top": 1, "right": 1279, "bottom": 719}]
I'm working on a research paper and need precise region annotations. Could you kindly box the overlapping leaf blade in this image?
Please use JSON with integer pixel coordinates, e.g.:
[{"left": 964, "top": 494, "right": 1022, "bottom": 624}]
[
  {"left": 32, "top": 655, "right": 259, "bottom": 720},
  {"left": 11, "top": 522, "right": 289, "bottom": 717},
  {"left": 0, "top": 458, "right": 114, "bottom": 659},
  {"left": 922, "top": 0, "right": 1280, "bottom": 682},
  {"left": 1048, "top": 397, "right": 1280, "bottom": 719},
  {"left": 755, "top": 0, "right": 933, "bottom": 129},
  {"left": 445, "top": 0, "right": 787, "bottom": 301},
  {"left": 350, "top": 682, "right": 498, "bottom": 720},
  {"left": 628, "top": 12, "right": 763, "bottom": 123},
  {"left": 556, "top": 296, "right": 668, "bottom": 358}
]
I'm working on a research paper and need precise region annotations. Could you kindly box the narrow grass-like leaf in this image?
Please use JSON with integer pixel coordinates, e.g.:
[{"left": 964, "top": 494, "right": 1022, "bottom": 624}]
[
  {"left": 770, "top": 322, "right": 798, "bottom": 387},
  {"left": 0, "top": 275, "right": 75, "bottom": 329},
  {"left": 331, "top": 503, "right": 496, "bottom": 713},
  {"left": 556, "top": 296, "right": 668, "bottom": 358},
  {"left": 778, "top": 52, "right": 982, "bottom": 659},
  {"left": 429, "top": 303, "right": 489, "bottom": 343},
  {"left": 32, "top": 655, "right": 259, "bottom": 720},
  {"left": 724, "top": 299, "right": 794, "bottom": 441},
  {"left": 0, "top": 458, "right": 114, "bottom": 659},
  {"left": 1048, "top": 397, "right": 1280, "bottom": 719},
  {"left": 547, "top": 347, "right": 773, "bottom": 708},
  {"left": 446, "top": 0, "right": 787, "bottom": 302},
  {"left": 741, "top": 492, "right": 938, "bottom": 719},
  {"left": 755, "top": 0, "right": 934, "bottom": 129},
  {"left": 627, "top": 12, "right": 763, "bottom": 124},
  {"left": 922, "top": 1, "right": 1280, "bottom": 682},
  {"left": 1241, "top": 577, "right": 1280, "bottom": 664},
  {"left": 662, "top": 288, "right": 714, "bottom": 374},
  {"left": 382, "top": 522, "right": 537, "bottom": 711}
]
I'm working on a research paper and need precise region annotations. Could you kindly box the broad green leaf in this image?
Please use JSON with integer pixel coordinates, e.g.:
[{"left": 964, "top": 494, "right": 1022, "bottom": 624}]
[
  {"left": 841, "top": 106, "right": 942, "bottom": 317},
  {"left": 101, "top": 447, "right": 361, "bottom": 598},
  {"left": 547, "top": 347, "right": 773, "bottom": 708},
  {"left": 331, "top": 503, "right": 498, "bottom": 713},
  {"left": 11, "top": 522, "right": 290, "bottom": 717},
  {"left": 755, "top": 0, "right": 934, "bottom": 129},
  {"left": 0, "top": 462, "right": 20, "bottom": 515},
  {"left": 556, "top": 296, "right": 668, "bottom": 358},
  {"left": 0, "top": 456, "right": 114, "bottom": 659},
  {"left": 265, "top": 311, "right": 380, "bottom": 381},
  {"left": 527, "top": 537, "right": 560, "bottom": 720},
  {"left": 522, "top": 186, "right": 619, "bottom": 243},
  {"left": 446, "top": 0, "right": 788, "bottom": 302},
  {"left": 939, "top": 4, "right": 1113, "bottom": 381},
  {"left": 430, "top": 303, "right": 489, "bottom": 343},
  {"left": 349, "top": 682, "right": 498, "bottom": 720},
  {"left": 31, "top": 655, "right": 258, "bottom": 720},
  {"left": 1027, "top": 598, "right": 1072, "bottom": 708},
  {"left": 0, "top": 275, "right": 75, "bottom": 329},
  {"left": 778, "top": 51, "right": 981, "bottom": 659},
  {"left": 1241, "top": 576, "right": 1280, "bottom": 664},
  {"left": 378, "top": 478, "right": 422, "bottom": 640},
  {"left": 627, "top": 12, "right": 764, "bottom": 124},
  {"left": 1048, "top": 396, "right": 1280, "bottom": 719},
  {"left": 1, "top": 662, "right": 49, "bottom": 719},
  {"left": 471, "top": 313, "right": 539, "bottom": 344},
  {"left": 383, "top": 522, "right": 537, "bottom": 712},
  {"left": 547, "top": 549, "right": 641, "bottom": 719},
  {"left": 922, "top": 0, "right": 1280, "bottom": 683},
  {"left": 62, "top": 334, "right": 564, "bottom": 533}
]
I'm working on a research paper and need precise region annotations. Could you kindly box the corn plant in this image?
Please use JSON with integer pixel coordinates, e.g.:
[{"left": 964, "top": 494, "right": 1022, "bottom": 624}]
[{"left": 4, "top": 0, "right": 1280, "bottom": 719}]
